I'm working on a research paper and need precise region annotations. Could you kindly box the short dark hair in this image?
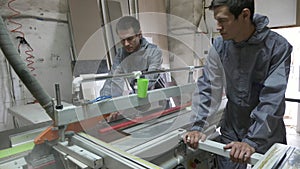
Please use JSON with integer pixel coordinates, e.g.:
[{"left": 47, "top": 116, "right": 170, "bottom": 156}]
[
  {"left": 116, "top": 16, "right": 141, "bottom": 34},
  {"left": 209, "top": 0, "right": 254, "bottom": 20}
]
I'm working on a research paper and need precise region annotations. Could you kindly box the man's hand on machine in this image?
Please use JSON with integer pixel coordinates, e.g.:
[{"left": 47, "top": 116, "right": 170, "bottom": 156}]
[
  {"left": 223, "top": 141, "right": 255, "bottom": 163},
  {"left": 183, "top": 131, "right": 207, "bottom": 149},
  {"left": 183, "top": 131, "right": 255, "bottom": 164},
  {"left": 106, "top": 112, "right": 120, "bottom": 122}
]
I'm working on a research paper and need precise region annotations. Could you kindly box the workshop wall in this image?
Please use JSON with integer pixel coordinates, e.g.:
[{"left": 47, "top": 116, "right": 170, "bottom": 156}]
[
  {"left": 167, "top": 0, "right": 213, "bottom": 85},
  {"left": 0, "top": 0, "right": 72, "bottom": 130}
]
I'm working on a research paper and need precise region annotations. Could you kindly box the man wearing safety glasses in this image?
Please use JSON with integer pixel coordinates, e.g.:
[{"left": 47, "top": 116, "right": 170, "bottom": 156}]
[
  {"left": 100, "top": 16, "right": 163, "bottom": 122},
  {"left": 100, "top": 16, "right": 163, "bottom": 97}
]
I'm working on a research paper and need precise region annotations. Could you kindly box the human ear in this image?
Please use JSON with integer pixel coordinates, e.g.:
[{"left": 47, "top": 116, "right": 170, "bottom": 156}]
[{"left": 242, "top": 8, "right": 250, "bottom": 19}]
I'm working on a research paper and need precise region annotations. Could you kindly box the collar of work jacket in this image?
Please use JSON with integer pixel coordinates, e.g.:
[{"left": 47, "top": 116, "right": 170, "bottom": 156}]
[{"left": 233, "top": 14, "right": 270, "bottom": 47}]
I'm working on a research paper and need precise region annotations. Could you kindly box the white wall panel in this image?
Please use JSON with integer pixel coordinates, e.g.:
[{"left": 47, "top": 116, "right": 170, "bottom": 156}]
[
  {"left": 256, "top": 0, "right": 297, "bottom": 27},
  {"left": 0, "top": 0, "right": 72, "bottom": 131}
]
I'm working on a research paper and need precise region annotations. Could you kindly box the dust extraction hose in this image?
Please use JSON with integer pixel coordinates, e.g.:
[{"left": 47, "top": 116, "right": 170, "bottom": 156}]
[{"left": 0, "top": 16, "right": 54, "bottom": 120}]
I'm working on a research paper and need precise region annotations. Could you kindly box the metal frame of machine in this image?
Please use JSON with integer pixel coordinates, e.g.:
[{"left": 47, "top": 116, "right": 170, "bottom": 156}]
[{"left": 1, "top": 80, "right": 298, "bottom": 168}]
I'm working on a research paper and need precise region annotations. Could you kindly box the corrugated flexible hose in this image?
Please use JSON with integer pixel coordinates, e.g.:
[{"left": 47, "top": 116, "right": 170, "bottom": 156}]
[{"left": 0, "top": 16, "right": 54, "bottom": 120}]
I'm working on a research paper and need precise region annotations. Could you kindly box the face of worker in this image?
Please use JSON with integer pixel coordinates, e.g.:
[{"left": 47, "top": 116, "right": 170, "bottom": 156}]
[
  {"left": 213, "top": 5, "right": 248, "bottom": 42},
  {"left": 117, "top": 27, "right": 142, "bottom": 53}
]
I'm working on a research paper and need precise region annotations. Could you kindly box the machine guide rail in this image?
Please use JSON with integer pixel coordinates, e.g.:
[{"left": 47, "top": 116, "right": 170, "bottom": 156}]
[
  {"left": 55, "top": 83, "right": 196, "bottom": 126},
  {"left": 51, "top": 131, "right": 292, "bottom": 169},
  {"left": 197, "top": 140, "right": 263, "bottom": 166}
]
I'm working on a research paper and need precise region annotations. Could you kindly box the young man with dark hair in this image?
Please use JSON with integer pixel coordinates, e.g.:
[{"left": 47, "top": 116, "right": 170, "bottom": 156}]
[
  {"left": 100, "top": 16, "right": 163, "bottom": 97},
  {"left": 184, "top": 0, "right": 293, "bottom": 168},
  {"left": 100, "top": 16, "right": 163, "bottom": 122}
]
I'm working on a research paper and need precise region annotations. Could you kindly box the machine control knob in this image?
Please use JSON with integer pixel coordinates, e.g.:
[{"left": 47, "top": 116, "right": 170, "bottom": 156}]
[{"left": 65, "top": 131, "right": 75, "bottom": 146}]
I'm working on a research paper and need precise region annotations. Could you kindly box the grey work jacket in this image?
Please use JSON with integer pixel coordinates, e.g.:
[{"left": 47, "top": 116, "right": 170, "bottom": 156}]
[
  {"left": 191, "top": 14, "right": 293, "bottom": 154},
  {"left": 100, "top": 37, "right": 162, "bottom": 97}
]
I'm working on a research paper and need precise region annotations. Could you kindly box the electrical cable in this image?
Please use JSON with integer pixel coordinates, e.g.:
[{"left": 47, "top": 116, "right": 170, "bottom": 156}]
[
  {"left": 195, "top": 0, "right": 209, "bottom": 34},
  {"left": 24, "top": 45, "right": 36, "bottom": 76},
  {"left": 0, "top": 62, "right": 7, "bottom": 124},
  {"left": 1, "top": 14, "right": 68, "bottom": 23},
  {"left": 7, "top": 0, "right": 24, "bottom": 41},
  {"left": 167, "top": 0, "right": 210, "bottom": 35},
  {"left": 7, "top": 0, "right": 36, "bottom": 76},
  {"left": 4, "top": 59, "right": 16, "bottom": 105}
]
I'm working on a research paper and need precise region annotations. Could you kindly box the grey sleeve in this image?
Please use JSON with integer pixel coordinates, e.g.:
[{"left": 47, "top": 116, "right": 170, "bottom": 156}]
[
  {"left": 100, "top": 52, "right": 124, "bottom": 97},
  {"left": 243, "top": 42, "right": 293, "bottom": 151},
  {"left": 190, "top": 46, "right": 225, "bottom": 131},
  {"left": 144, "top": 47, "right": 163, "bottom": 89},
  {"left": 100, "top": 75, "right": 125, "bottom": 97}
]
